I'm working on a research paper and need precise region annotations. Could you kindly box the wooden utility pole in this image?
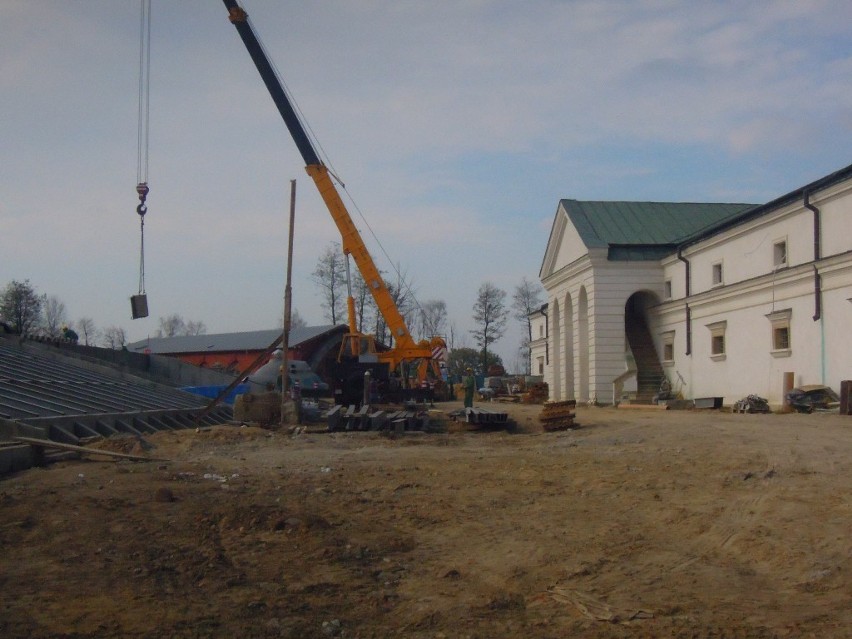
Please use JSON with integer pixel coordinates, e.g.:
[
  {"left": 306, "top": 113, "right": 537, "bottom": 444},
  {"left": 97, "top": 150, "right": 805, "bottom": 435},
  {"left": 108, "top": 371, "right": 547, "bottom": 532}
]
[{"left": 281, "top": 179, "right": 299, "bottom": 425}]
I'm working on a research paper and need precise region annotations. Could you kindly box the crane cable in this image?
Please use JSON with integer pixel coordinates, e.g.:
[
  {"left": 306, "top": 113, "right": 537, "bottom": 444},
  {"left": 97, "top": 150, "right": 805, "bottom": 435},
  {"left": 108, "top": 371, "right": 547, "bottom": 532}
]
[{"left": 135, "top": 0, "right": 151, "bottom": 295}]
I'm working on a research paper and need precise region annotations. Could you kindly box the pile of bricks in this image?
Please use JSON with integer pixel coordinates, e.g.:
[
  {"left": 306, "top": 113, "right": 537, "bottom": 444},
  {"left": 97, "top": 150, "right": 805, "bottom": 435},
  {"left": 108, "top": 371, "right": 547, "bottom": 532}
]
[
  {"left": 523, "top": 382, "right": 549, "bottom": 404},
  {"left": 538, "top": 399, "right": 576, "bottom": 431}
]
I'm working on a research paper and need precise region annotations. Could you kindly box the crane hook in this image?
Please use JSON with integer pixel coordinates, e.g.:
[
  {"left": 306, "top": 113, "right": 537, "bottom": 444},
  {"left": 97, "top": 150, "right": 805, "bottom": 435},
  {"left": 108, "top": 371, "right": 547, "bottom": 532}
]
[{"left": 136, "top": 182, "right": 149, "bottom": 217}]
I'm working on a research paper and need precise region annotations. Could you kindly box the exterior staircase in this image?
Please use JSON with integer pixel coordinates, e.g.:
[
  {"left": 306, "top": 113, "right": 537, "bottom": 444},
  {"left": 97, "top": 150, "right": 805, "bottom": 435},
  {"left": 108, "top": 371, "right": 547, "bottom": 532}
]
[{"left": 625, "top": 311, "right": 665, "bottom": 404}]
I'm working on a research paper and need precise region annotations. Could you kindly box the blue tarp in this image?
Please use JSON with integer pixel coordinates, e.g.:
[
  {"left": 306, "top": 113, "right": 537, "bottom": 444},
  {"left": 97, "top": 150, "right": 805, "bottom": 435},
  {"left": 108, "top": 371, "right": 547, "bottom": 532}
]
[{"left": 180, "top": 384, "right": 251, "bottom": 406}]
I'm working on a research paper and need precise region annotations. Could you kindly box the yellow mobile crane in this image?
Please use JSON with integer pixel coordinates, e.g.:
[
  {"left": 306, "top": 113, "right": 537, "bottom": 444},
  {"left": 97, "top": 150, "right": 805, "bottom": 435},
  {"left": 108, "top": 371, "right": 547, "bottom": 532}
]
[{"left": 222, "top": 1, "right": 446, "bottom": 391}]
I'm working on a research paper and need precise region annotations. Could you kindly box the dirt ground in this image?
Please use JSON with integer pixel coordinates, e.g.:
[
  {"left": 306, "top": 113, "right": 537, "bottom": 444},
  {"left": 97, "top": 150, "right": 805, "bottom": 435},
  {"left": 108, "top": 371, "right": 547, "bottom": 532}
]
[{"left": 1, "top": 401, "right": 850, "bottom": 639}]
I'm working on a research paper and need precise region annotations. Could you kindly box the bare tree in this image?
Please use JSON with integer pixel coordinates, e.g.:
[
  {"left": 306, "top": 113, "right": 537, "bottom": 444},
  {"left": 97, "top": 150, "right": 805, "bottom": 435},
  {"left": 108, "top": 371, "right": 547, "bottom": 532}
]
[
  {"left": 281, "top": 308, "right": 308, "bottom": 329},
  {"left": 351, "top": 270, "right": 372, "bottom": 334},
  {"left": 156, "top": 314, "right": 207, "bottom": 337},
  {"left": 102, "top": 326, "right": 127, "bottom": 349},
  {"left": 76, "top": 317, "right": 98, "bottom": 346},
  {"left": 42, "top": 295, "right": 68, "bottom": 338},
  {"left": 293, "top": 309, "right": 307, "bottom": 329},
  {"left": 312, "top": 242, "right": 346, "bottom": 325},
  {"left": 0, "top": 280, "right": 42, "bottom": 334},
  {"left": 416, "top": 299, "right": 447, "bottom": 341},
  {"left": 185, "top": 320, "right": 207, "bottom": 336},
  {"left": 370, "top": 266, "right": 416, "bottom": 347},
  {"left": 445, "top": 321, "right": 462, "bottom": 351},
  {"left": 512, "top": 277, "right": 544, "bottom": 374},
  {"left": 389, "top": 264, "right": 417, "bottom": 345},
  {"left": 470, "top": 282, "right": 508, "bottom": 371},
  {"left": 157, "top": 314, "right": 186, "bottom": 338}
]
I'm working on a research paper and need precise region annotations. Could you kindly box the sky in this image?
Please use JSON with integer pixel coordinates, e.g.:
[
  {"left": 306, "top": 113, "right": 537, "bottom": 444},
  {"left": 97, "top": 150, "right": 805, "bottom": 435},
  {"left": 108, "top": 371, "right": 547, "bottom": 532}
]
[{"left": 2, "top": 0, "right": 851, "bottom": 371}]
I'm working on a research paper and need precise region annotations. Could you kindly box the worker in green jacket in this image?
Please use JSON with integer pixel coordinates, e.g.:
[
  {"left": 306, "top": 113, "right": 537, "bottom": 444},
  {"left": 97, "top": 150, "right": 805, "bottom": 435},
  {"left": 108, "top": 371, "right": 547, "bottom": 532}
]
[{"left": 462, "top": 367, "right": 476, "bottom": 408}]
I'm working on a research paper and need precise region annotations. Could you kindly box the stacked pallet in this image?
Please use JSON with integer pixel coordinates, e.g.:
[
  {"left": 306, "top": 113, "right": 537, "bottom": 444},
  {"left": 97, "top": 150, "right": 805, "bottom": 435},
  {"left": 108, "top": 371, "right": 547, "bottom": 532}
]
[
  {"left": 538, "top": 399, "right": 576, "bottom": 431},
  {"left": 523, "top": 382, "right": 549, "bottom": 404}
]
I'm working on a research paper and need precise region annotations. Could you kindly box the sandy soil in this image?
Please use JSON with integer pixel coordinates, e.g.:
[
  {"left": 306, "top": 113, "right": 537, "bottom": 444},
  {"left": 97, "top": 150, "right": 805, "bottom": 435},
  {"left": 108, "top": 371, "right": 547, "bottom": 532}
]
[{"left": 1, "top": 401, "right": 850, "bottom": 638}]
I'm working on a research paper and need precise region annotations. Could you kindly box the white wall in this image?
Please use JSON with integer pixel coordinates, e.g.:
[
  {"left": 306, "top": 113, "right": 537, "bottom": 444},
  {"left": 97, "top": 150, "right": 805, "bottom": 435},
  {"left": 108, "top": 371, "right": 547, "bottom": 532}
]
[{"left": 657, "top": 178, "right": 852, "bottom": 406}]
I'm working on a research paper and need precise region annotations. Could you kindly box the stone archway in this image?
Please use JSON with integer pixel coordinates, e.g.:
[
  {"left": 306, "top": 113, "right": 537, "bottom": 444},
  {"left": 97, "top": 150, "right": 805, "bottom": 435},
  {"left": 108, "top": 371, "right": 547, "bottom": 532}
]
[{"left": 625, "top": 291, "right": 664, "bottom": 403}]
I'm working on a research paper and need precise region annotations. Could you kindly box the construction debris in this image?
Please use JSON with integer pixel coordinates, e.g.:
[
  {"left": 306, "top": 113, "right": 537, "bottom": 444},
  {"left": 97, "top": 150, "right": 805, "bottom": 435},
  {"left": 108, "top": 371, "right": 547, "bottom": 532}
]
[
  {"left": 539, "top": 400, "right": 577, "bottom": 431},
  {"left": 326, "top": 405, "right": 432, "bottom": 433},
  {"left": 523, "top": 382, "right": 549, "bottom": 404},
  {"left": 13, "top": 436, "right": 169, "bottom": 463},
  {"left": 233, "top": 391, "right": 281, "bottom": 426},
  {"left": 733, "top": 394, "right": 772, "bottom": 413},
  {"left": 463, "top": 407, "right": 509, "bottom": 426}
]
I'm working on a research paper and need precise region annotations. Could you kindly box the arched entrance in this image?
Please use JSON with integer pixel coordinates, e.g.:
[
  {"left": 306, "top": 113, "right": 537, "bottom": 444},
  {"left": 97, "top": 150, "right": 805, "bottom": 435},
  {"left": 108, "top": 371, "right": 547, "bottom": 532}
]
[{"left": 625, "top": 291, "right": 664, "bottom": 404}]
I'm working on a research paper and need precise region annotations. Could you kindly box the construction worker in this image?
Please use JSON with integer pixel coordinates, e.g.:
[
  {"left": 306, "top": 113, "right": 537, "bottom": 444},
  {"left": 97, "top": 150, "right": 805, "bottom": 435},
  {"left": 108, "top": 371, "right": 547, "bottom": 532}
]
[
  {"left": 462, "top": 367, "right": 476, "bottom": 408},
  {"left": 61, "top": 325, "right": 78, "bottom": 343}
]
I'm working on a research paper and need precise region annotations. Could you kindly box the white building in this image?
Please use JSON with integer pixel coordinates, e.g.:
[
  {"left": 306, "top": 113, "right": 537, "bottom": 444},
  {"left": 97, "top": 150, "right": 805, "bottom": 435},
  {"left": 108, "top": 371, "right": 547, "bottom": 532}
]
[{"left": 531, "top": 163, "right": 852, "bottom": 408}]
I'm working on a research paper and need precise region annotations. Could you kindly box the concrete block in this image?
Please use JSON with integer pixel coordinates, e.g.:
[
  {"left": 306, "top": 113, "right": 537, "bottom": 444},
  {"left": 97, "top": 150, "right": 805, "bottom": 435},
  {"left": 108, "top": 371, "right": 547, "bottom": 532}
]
[{"left": 368, "top": 411, "right": 386, "bottom": 431}]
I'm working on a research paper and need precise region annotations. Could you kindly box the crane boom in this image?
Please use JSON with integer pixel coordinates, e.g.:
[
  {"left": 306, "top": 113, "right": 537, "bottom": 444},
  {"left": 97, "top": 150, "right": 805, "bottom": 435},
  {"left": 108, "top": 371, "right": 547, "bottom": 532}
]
[{"left": 222, "top": 0, "right": 444, "bottom": 374}]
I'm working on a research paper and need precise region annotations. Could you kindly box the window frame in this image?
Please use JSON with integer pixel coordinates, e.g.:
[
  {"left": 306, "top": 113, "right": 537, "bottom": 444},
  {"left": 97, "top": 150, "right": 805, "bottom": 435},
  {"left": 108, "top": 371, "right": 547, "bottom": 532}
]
[
  {"left": 660, "top": 330, "right": 675, "bottom": 365},
  {"left": 766, "top": 308, "right": 792, "bottom": 357},
  {"left": 711, "top": 262, "right": 724, "bottom": 287},
  {"left": 773, "top": 238, "right": 788, "bottom": 269},
  {"left": 706, "top": 320, "right": 727, "bottom": 361}
]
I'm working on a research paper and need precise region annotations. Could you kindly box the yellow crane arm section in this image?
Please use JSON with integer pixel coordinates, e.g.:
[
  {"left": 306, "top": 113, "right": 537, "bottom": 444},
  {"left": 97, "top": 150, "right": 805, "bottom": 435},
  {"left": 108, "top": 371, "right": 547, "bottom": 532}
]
[{"left": 306, "top": 164, "right": 416, "bottom": 352}]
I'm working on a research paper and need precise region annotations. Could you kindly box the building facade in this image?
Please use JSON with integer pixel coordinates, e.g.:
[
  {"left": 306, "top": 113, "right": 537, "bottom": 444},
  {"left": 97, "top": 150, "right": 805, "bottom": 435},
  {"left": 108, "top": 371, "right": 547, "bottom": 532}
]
[{"left": 532, "top": 163, "right": 852, "bottom": 407}]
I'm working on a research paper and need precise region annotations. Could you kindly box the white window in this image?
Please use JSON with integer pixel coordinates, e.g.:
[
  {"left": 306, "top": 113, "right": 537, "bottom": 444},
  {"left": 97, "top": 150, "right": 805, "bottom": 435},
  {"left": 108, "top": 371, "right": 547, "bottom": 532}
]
[
  {"left": 712, "top": 262, "right": 723, "bottom": 286},
  {"left": 664, "top": 280, "right": 672, "bottom": 300},
  {"left": 539, "top": 324, "right": 544, "bottom": 338},
  {"left": 706, "top": 320, "right": 727, "bottom": 360},
  {"left": 537, "top": 357, "right": 544, "bottom": 375},
  {"left": 773, "top": 239, "right": 787, "bottom": 268},
  {"left": 766, "top": 309, "right": 792, "bottom": 356}
]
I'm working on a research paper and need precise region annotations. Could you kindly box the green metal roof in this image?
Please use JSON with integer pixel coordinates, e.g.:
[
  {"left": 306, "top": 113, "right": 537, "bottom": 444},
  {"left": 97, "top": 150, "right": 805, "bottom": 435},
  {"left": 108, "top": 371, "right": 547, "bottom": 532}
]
[{"left": 562, "top": 200, "right": 757, "bottom": 249}]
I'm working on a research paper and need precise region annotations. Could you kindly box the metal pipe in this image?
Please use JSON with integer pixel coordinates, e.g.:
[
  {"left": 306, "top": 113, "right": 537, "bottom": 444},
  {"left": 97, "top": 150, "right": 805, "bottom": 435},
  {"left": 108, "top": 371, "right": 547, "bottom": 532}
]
[
  {"left": 803, "top": 190, "right": 822, "bottom": 321},
  {"left": 677, "top": 249, "right": 692, "bottom": 355}
]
